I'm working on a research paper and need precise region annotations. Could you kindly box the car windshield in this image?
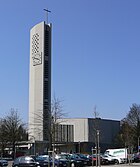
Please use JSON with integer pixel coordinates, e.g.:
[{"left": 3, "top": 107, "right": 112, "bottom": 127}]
[
  {"left": 20, "top": 157, "right": 35, "bottom": 163},
  {"left": 70, "top": 154, "right": 80, "bottom": 159},
  {"left": 55, "top": 155, "right": 68, "bottom": 160},
  {"left": 108, "top": 155, "right": 116, "bottom": 157},
  {"left": 37, "top": 156, "right": 49, "bottom": 161},
  {"left": 91, "top": 154, "right": 97, "bottom": 158},
  {"left": 78, "top": 154, "right": 87, "bottom": 158}
]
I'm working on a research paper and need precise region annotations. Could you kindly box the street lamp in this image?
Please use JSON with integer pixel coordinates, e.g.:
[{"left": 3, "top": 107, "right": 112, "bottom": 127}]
[
  {"left": 78, "top": 141, "right": 80, "bottom": 153},
  {"left": 30, "top": 136, "right": 36, "bottom": 155},
  {"left": 91, "top": 147, "right": 94, "bottom": 167},
  {"left": 138, "top": 136, "right": 140, "bottom": 153},
  {"left": 97, "top": 130, "right": 100, "bottom": 167},
  {"left": 91, "top": 147, "right": 96, "bottom": 167}
]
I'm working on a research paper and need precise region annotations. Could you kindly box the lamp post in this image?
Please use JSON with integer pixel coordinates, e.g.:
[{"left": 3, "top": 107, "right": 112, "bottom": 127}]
[
  {"left": 138, "top": 136, "right": 140, "bottom": 153},
  {"left": 30, "top": 136, "right": 36, "bottom": 155},
  {"left": 32, "top": 137, "right": 35, "bottom": 155},
  {"left": 79, "top": 141, "right": 80, "bottom": 153},
  {"left": 91, "top": 147, "right": 94, "bottom": 167},
  {"left": 97, "top": 130, "right": 100, "bottom": 167}
]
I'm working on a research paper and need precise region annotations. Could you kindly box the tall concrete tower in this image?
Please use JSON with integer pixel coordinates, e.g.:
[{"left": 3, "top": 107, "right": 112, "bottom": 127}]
[{"left": 28, "top": 22, "right": 51, "bottom": 142}]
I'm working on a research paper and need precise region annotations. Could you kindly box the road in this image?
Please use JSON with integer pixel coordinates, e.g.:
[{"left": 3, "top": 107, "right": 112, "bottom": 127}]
[
  {"left": 103, "top": 163, "right": 140, "bottom": 167},
  {"left": 7, "top": 161, "right": 140, "bottom": 167},
  {"left": 89, "top": 163, "right": 140, "bottom": 167}
]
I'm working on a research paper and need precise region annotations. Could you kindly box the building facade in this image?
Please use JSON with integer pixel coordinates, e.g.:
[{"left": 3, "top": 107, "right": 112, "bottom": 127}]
[
  {"left": 55, "top": 118, "right": 120, "bottom": 153},
  {"left": 28, "top": 22, "right": 52, "bottom": 142}
]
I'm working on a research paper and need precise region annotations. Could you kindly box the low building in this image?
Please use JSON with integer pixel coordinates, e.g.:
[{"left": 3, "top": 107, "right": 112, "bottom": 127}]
[{"left": 54, "top": 118, "right": 120, "bottom": 153}]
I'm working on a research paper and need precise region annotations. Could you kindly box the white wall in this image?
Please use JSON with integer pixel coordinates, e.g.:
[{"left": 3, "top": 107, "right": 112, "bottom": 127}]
[{"left": 29, "top": 22, "right": 45, "bottom": 141}]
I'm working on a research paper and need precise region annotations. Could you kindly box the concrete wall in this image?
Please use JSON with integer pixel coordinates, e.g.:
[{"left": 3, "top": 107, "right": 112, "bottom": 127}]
[
  {"left": 28, "top": 21, "right": 52, "bottom": 143},
  {"left": 59, "top": 118, "right": 120, "bottom": 145},
  {"left": 29, "top": 22, "right": 45, "bottom": 141},
  {"left": 88, "top": 118, "right": 120, "bottom": 145},
  {"left": 59, "top": 118, "right": 89, "bottom": 142}
]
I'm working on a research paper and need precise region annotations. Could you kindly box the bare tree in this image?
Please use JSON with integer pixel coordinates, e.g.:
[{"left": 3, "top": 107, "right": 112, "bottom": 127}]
[
  {"left": 29, "top": 96, "right": 66, "bottom": 151},
  {"left": 92, "top": 106, "right": 101, "bottom": 167},
  {"left": 1, "top": 109, "right": 27, "bottom": 158},
  {"left": 50, "top": 96, "right": 66, "bottom": 149},
  {"left": 92, "top": 106, "right": 100, "bottom": 143},
  {"left": 0, "top": 119, "right": 9, "bottom": 156}
]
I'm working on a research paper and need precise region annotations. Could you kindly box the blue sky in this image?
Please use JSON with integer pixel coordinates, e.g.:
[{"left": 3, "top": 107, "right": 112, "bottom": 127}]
[{"left": 0, "top": 0, "right": 140, "bottom": 122}]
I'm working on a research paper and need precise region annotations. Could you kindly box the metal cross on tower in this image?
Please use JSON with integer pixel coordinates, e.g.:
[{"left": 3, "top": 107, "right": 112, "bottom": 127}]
[{"left": 44, "top": 9, "right": 51, "bottom": 24}]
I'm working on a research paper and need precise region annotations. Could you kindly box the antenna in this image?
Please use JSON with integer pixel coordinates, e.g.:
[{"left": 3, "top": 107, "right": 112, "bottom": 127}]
[{"left": 43, "top": 9, "right": 51, "bottom": 24}]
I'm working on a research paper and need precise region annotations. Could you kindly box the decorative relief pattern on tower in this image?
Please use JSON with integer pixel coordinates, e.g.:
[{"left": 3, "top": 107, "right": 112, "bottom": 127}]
[
  {"left": 32, "top": 33, "right": 39, "bottom": 55},
  {"left": 31, "top": 33, "right": 42, "bottom": 66}
]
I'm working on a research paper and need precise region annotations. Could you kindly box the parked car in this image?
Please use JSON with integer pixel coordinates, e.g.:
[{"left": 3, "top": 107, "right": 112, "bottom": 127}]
[
  {"left": 76, "top": 154, "right": 92, "bottom": 166},
  {"left": 34, "top": 154, "right": 69, "bottom": 167},
  {"left": 89, "top": 154, "right": 109, "bottom": 165},
  {"left": 100, "top": 155, "right": 110, "bottom": 165},
  {"left": 104, "top": 148, "right": 128, "bottom": 163},
  {"left": 0, "top": 159, "right": 8, "bottom": 167},
  {"left": 69, "top": 154, "right": 87, "bottom": 167},
  {"left": 133, "top": 153, "right": 140, "bottom": 162},
  {"left": 32, "top": 155, "right": 51, "bottom": 167},
  {"left": 12, "top": 156, "right": 41, "bottom": 167},
  {"left": 57, "top": 154, "right": 84, "bottom": 167},
  {"left": 55, "top": 158, "right": 69, "bottom": 167},
  {"left": 102, "top": 154, "right": 120, "bottom": 164},
  {"left": 88, "top": 154, "right": 96, "bottom": 166},
  {"left": 127, "top": 154, "right": 134, "bottom": 163}
]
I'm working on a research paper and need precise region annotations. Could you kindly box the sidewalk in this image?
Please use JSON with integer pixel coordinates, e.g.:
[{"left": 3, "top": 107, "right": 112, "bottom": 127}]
[{"left": 90, "top": 163, "right": 140, "bottom": 167}]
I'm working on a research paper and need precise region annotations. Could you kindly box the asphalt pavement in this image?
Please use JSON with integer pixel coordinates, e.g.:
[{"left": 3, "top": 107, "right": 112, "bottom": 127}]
[
  {"left": 8, "top": 161, "right": 13, "bottom": 167},
  {"left": 7, "top": 161, "right": 140, "bottom": 167},
  {"left": 103, "top": 163, "right": 140, "bottom": 167},
  {"left": 89, "top": 163, "right": 140, "bottom": 167}
]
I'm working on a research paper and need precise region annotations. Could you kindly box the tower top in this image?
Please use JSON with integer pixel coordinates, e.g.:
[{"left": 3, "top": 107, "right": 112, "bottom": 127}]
[{"left": 43, "top": 9, "right": 51, "bottom": 24}]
